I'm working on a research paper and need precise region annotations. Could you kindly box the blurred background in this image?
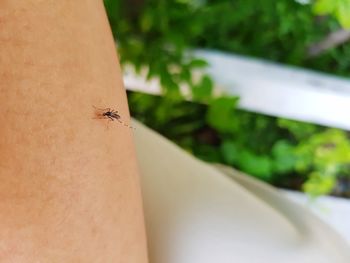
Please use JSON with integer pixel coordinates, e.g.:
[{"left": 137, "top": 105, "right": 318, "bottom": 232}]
[{"left": 103, "top": 0, "right": 350, "bottom": 201}]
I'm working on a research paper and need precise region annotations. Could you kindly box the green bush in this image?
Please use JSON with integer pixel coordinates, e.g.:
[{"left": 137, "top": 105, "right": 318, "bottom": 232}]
[
  {"left": 105, "top": 0, "right": 350, "bottom": 197},
  {"left": 127, "top": 91, "right": 350, "bottom": 197}
]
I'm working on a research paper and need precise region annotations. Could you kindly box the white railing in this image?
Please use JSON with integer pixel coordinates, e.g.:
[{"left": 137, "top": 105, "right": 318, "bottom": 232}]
[{"left": 124, "top": 49, "right": 350, "bottom": 130}]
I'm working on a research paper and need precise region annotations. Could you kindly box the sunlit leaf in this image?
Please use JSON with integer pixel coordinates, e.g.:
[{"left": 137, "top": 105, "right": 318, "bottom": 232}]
[{"left": 206, "top": 97, "right": 239, "bottom": 133}]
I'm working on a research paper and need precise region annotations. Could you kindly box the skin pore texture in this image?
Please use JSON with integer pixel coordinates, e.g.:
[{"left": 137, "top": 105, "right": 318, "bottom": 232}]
[{"left": 0, "top": 0, "right": 148, "bottom": 262}]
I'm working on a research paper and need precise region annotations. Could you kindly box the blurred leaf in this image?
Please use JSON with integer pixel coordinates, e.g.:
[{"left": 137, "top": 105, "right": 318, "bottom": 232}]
[
  {"left": 302, "top": 171, "right": 336, "bottom": 197},
  {"left": 220, "top": 140, "right": 239, "bottom": 165},
  {"left": 278, "top": 118, "right": 319, "bottom": 140},
  {"left": 140, "top": 11, "right": 154, "bottom": 33},
  {"left": 237, "top": 151, "right": 273, "bottom": 181},
  {"left": 313, "top": 0, "right": 337, "bottom": 14},
  {"left": 206, "top": 96, "right": 239, "bottom": 133},
  {"left": 272, "top": 140, "right": 297, "bottom": 174},
  {"left": 189, "top": 58, "right": 209, "bottom": 68},
  {"left": 192, "top": 74, "right": 213, "bottom": 101},
  {"left": 336, "top": 0, "right": 350, "bottom": 28},
  {"left": 313, "top": 0, "right": 350, "bottom": 28},
  {"left": 179, "top": 66, "right": 192, "bottom": 82}
]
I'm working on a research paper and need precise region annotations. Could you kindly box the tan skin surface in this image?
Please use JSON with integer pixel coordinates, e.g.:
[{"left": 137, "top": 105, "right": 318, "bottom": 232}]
[{"left": 0, "top": 0, "right": 148, "bottom": 262}]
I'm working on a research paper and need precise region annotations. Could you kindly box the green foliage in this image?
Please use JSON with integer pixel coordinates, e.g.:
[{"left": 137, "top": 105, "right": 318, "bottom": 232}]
[
  {"left": 278, "top": 119, "right": 320, "bottom": 140},
  {"left": 206, "top": 97, "right": 239, "bottom": 133},
  {"left": 104, "top": 0, "right": 212, "bottom": 98},
  {"left": 314, "top": 0, "right": 350, "bottom": 28},
  {"left": 295, "top": 129, "right": 350, "bottom": 196},
  {"left": 303, "top": 171, "right": 336, "bottom": 198},
  {"left": 127, "top": 92, "right": 207, "bottom": 148},
  {"left": 271, "top": 141, "right": 297, "bottom": 174},
  {"left": 192, "top": 74, "right": 213, "bottom": 102},
  {"left": 105, "top": 0, "right": 350, "bottom": 197},
  {"left": 237, "top": 151, "right": 274, "bottom": 181},
  {"left": 129, "top": 90, "right": 350, "bottom": 197},
  {"left": 193, "top": 0, "right": 350, "bottom": 76}
]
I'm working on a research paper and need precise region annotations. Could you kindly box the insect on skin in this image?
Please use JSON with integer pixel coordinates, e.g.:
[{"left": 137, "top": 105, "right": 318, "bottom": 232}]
[{"left": 93, "top": 106, "right": 135, "bottom": 129}]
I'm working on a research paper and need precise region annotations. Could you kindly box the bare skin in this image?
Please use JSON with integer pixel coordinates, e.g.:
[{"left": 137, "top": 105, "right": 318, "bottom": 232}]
[{"left": 0, "top": 0, "right": 148, "bottom": 262}]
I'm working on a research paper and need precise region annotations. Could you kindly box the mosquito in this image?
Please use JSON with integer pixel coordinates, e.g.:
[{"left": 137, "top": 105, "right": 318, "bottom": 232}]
[{"left": 93, "top": 106, "right": 135, "bottom": 129}]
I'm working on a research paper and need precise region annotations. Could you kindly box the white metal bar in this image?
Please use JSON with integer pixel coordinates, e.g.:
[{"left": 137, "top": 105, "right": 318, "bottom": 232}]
[
  {"left": 123, "top": 49, "right": 350, "bottom": 130},
  {"left": 196, "top": 50, "right": 350, "bottom": 130}
]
